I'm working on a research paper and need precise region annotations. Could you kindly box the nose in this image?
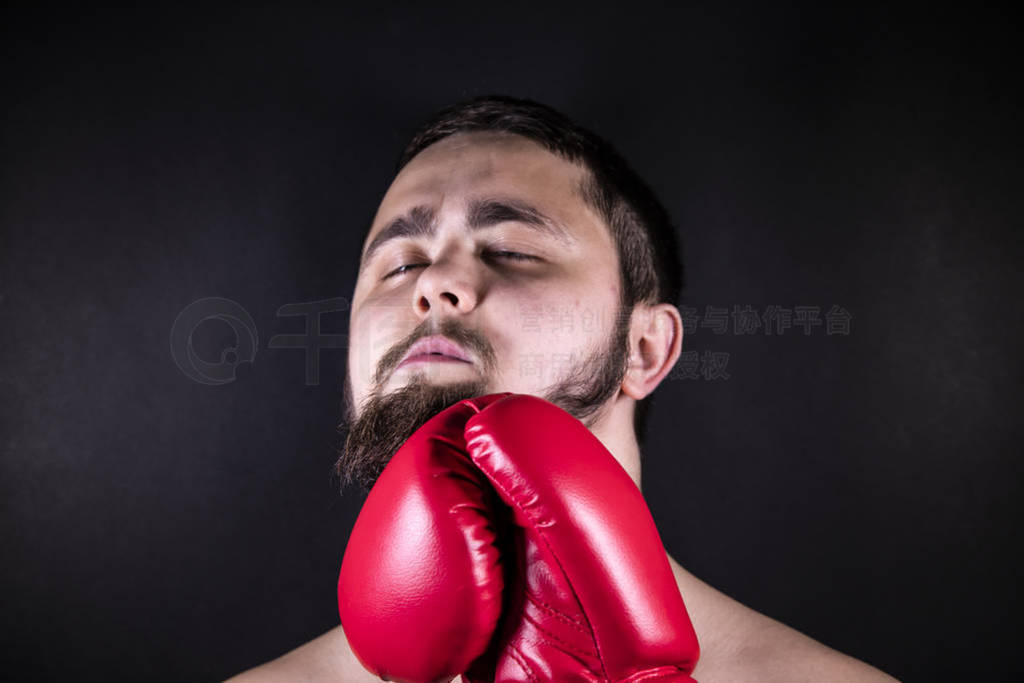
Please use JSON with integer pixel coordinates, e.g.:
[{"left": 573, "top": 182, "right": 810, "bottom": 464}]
[{"left": 411, "top": 249, "right": 481, "bottom": 319}]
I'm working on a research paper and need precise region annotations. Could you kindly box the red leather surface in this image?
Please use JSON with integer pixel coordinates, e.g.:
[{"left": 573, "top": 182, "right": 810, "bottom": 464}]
[
  {"left": 337, "top": 392, "right": 699, "bottom": 682},
  {"left": 462, "top": 394, "right": 699, "bottom": 682},
  {"left": 336, "top": 394, "right": 508, "bottom": 682}
]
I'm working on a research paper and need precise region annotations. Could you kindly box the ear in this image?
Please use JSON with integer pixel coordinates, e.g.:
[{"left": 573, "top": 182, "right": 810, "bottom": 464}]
[{"left": 621, "top": 303, "right": 683, "bottom": 401}]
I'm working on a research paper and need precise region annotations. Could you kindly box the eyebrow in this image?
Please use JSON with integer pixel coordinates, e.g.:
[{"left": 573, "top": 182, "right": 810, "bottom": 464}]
[{"left": 360, "top": 197, "right": 576, "bottom": 270}]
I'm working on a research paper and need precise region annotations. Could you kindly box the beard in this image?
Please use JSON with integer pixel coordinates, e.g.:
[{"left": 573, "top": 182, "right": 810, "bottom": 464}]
[{"left": 334, "top": 301, "right": 631, "bottom": 493}]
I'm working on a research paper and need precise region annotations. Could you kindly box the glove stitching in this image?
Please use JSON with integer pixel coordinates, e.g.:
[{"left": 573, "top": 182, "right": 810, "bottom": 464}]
[
  {"left": 521, "top": 598, "right": 600, "bottom": 661},
  {"left": 466, "top": 420, "right": 610, "bottom": 681},
  {"left": 524, "top": 587, "right": 588, "bottom": 632},
  {"left": 620, "top": 666, "right": 690, "bottom": 682},
  {"left": 507, "top": 642, "right": 540, "bottom": 683}
]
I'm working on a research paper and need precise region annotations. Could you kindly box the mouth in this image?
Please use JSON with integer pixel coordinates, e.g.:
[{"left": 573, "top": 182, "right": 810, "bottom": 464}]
[{"left": 396, "top": 335, "right": 473, "bottom": 370}]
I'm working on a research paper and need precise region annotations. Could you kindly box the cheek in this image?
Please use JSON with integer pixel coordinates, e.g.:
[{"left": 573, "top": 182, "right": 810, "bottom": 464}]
[
  {"left": 348, "top": 300, "right": 408, "bottom": 390},
  {"left": 488, "top": 287, "right": 619, "bottom": 386}
]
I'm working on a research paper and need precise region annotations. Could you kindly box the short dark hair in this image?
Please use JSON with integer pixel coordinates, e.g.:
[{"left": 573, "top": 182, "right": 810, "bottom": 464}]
[{"left": 395, "top": 95, "right": 685, "bottom": 445}]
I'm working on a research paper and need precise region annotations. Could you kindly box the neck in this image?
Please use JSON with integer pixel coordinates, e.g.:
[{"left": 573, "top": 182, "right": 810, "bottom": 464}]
[{"left": 586, "top": 391, "right": 643, "bottom": 492}]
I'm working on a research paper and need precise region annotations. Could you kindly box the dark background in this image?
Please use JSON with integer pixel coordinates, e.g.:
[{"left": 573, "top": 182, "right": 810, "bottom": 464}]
[{"left": 2, "top": 3, "right": 1019, "bottom": 681}]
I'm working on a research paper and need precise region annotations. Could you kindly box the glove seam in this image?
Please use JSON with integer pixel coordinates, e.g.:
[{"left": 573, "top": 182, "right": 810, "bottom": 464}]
[
  {"left": 620, "top": 665, "right": 689, "bottom": 682},
  {"left": 521, "top": 604, "right": 598, "bottom": 661},
  {"left": 507, "top": 642, "right": 540, "bottom": 683},
  {"left": 465, "top": 401, "right": 611, "bottom": 681},
  {"left": 464, "top": 465, "right": 608, "bottom": 677},
  {"left": 524, "top": 587, "right": 588, "bottom": 633}
]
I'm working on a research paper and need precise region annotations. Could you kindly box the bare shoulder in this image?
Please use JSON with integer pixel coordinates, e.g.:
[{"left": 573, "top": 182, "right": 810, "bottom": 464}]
[
  {"left": 224, "top": 625, "right": 380, "bottom": 682},
  {"left": 703, "top": 605, "right": 900, "bottom": 682},
  {"left": 225, "top": 560, "right": 898, "bottom": 683},
  {"left": 668, "top": 556, "right": 900, "bottom": 683}
]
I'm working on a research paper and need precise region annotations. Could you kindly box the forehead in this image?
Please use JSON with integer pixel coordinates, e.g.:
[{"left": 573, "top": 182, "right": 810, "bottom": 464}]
[{"left": 364, "top": 131, "right": 601, "bottom": 248}]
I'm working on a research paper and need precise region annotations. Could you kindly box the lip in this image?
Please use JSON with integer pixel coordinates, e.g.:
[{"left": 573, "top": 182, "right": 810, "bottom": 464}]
[{"left": 397, "top": 335, "right": 473, "bottom": 369}]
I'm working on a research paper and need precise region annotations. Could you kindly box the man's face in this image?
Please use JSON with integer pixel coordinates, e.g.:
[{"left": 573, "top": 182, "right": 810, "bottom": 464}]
[{"left": 337, "top": 131, "right": 630, "bottom": 490}]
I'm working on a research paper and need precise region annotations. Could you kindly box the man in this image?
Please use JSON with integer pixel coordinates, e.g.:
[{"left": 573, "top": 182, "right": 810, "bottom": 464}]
[{"left": 230, "top": 96, "right": 896, "bottom": 682}]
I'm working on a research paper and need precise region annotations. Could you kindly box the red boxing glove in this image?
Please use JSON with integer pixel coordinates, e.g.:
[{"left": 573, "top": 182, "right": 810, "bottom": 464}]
[
  {"left": 462, "top": 394, "right": 700, "bottom": 682},
  {"left": 338, "top": 392, "right": 699, "bottom": 682},
  {"left": 336, "top": 393, "right": 510, "bottom": 683}
]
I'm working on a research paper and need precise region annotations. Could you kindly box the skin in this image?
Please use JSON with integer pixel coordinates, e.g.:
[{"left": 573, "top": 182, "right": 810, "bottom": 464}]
[{"left": 228, "top": 132, "right": 898, "bottom": 682}]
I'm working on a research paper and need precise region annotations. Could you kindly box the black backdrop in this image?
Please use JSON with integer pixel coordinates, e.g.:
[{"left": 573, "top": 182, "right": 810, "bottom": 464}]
[{"left": 2, "top": 4, "right": 1019, "bottom": 681}]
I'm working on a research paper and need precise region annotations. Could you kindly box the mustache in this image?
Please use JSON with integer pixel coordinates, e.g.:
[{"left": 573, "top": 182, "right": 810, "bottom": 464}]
[{"left": 373, "top": 318, "right": 498, "bottom": 385}]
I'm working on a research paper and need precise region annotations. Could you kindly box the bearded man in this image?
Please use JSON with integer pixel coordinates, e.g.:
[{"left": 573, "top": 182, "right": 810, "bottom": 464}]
[{"left": 230, "top": 96, "right": 896, "bottom": 682}]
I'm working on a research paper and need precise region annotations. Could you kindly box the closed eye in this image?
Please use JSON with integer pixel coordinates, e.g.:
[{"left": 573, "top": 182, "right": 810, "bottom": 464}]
[
  {"left": 381, "top": 251, "right": 539, "bottom": 280},
  {"left": 487, "top": 250, "right": 538, "bottom": 262},
  {"left": 382, "top": 263, "right": 428, "bottom": 279}
]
